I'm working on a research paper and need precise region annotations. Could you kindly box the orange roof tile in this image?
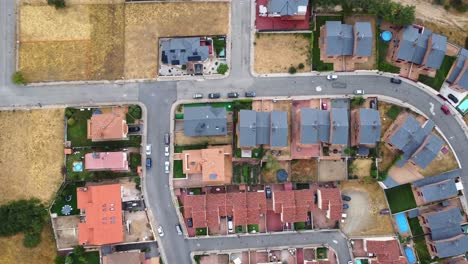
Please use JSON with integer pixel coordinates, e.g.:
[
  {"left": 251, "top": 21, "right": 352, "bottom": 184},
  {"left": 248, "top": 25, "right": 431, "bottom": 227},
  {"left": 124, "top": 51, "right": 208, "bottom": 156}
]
[
  {"left": 318, "top": 188, "right": 342, "bottom": 221},
  {"left": 87, "top": 107, "right": 128, "bottom": 141},
  {"left": 182, "top": 146, "right": 231, "bottom": 185},
  {"left": 77, "top": 184, "right": 123, "bottom": 246},
  {"left": 84, "top": 152, "right": 129, "bottom": 171},
  {"left": 366, "top": 239, "right": 404, "bottom": 263},
  {"left": 273, "top": 189, "right": 314, "bottom": 223}
]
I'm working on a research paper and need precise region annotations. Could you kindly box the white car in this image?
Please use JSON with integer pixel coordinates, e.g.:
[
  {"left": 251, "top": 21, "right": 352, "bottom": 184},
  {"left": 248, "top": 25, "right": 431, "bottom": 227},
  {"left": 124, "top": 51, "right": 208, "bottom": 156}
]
[
  {"left": 353, "top": 89, "right": 365, "bottom": 95},
  {"left": 165, "top": 161, "right": 170, "bottom": 174},
  {"left": 146, "top": 144, "right": 152, "bottom": 155},
  {"left": 157, "top": 226, "right": 164, "bottom": 237},
  {"left": 164, "top": 146, "right": 169, "bottom": 157},
  {"left": 326, "top": 74, "right": 338, "bottom": 80}
]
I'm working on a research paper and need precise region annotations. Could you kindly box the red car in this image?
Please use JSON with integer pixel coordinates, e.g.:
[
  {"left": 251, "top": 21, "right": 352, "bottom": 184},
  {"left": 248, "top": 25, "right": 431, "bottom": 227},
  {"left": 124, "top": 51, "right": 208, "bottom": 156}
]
[
  {"left": 441, "top": 105, "right": 451, "bottom": 115},
  {"left": 322, "top": 102, "right": 328, "bottom": 110}
]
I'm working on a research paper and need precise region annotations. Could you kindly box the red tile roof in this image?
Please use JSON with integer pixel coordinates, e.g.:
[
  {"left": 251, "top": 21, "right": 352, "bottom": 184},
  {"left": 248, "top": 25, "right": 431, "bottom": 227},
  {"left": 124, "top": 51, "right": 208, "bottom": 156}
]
[
  {"left": 87, "top": 107, "right": 128, "bottom": 141},
  {"left": 273, "top": 189, "right": 314, "bottom": 223},
  {"left": 183, "top": 195, "right": 207, "bottom": 228},
  {"left": 366, "top": 239, "right": 404, "bottom": 263},
  {"left": 77, "top": 184, "right": 123, "bottom": 246},
  {"left": 84, "top": 152, "right": 129, "bottom": 171},
  {"left": 318, "top": 188, "right": 342, "bottom": 221}
]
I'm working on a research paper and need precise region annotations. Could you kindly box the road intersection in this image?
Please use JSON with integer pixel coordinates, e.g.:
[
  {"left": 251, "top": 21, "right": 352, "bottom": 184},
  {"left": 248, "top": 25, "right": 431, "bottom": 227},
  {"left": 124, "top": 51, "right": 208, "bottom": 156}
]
[{"left": 1, "top": 1, "right": 467, "bottom": 264}]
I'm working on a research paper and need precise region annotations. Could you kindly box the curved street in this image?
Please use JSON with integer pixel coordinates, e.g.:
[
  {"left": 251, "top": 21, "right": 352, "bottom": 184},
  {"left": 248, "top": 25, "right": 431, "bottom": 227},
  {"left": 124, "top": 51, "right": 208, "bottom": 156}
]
[{"left": 1, "top": 1, "right": 467, "bottom": 264}]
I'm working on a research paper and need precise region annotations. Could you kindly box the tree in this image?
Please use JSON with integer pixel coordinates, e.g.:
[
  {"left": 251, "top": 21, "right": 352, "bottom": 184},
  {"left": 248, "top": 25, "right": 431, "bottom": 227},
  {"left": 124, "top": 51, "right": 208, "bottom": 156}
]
[
  {"left": 288, "top": 66, "right": 297, "bottom": 74},
  {"left": 47, "top": 0, "right": 66, "bottom": 9},
  {"left": 23, "top": 231, "right": 41, "bottom": 248},
  {"left": 12, "top": 71, "right": 26, "bottom": 85},
  {"left": 54, "top": 255, "right": 66, "bottom": 264},
  {"left": 65, "top": 256, "right": 73, "bottom": 264},
  {"left": 217, "top": 64, "right": 229, "bottom": 75}
]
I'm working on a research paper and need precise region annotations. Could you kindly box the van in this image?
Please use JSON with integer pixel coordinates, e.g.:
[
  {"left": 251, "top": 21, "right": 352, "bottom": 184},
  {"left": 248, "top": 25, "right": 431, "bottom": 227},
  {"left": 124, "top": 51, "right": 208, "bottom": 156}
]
[
  {"left": 164, "top": 133, "right": 170, "bottom": 145},
  {"left": 176, "top": 224, "right": 183, "bottom": 235}
]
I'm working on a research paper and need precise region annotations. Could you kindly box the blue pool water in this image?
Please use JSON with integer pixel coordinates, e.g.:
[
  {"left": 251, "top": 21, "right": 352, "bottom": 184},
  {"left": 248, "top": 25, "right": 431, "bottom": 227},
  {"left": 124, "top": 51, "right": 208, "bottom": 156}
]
[
  {"left": 355, "top": 259, "right": 362, "bottom": 264},
  {"left": 405, "top": 247, "right": 416, "bottom": 264},
  {"left": 381, "top": 31, "right": 393, "bottom": 42},
  {"left": 395, "top": 213, "right": 410, "bottom": 233}
]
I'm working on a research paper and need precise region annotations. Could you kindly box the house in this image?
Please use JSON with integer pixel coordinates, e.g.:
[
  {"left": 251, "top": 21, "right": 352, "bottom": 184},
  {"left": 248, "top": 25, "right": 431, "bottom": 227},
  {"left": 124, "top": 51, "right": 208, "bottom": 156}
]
[
  {"left": 161, "top": 37, "right": 209, "bottom": 68},
  {"left": 330, "top": 108, "right": 349, "bottom": 146},
  {"left": 350, "top": 108, "right": 381, "bottom": 147},
  {"left": 84, "top": 152, "right": 129, "bottom": 171},
  {"left": 412, "top": 170, "right": 461, "bottom": 205},
  {"left": 354, "top": 22, "right": 373, "bottom": 57},
  {"left": 317, "top": 188, "right": 342, "bottom": 222},
  {"left": 392, "top": 26, "right": 447, "bottom": 70},
  {"left": 87, "top": 107, "right": 128, "bottom": 142},
  {"left": 364, "top": 239, "right": 407, "bottom": 263},
  {"left": 419, "top": 206, "right": 468, "bottom": 258},
  {"left": 102, "top": 251, "right": 145, "bottom": 264},
  {"left": 299, "top": 108, "right": 330, "bottom": 145},
  {"left": 384, "top": 113, "right": 442, "bottom": 169},
  {"left": 266, "top": 0, "right": 308, "bottom": 20},
  {"left": 181, "top": 145, "right": 232, "bottom": 185},
  {"left": 321, "top": 21, "right": 373, "bottom": 59},
  {"left": 77, "top": 184, "right": 123, "bottom": 246},
  {"left": 272, "top": 189, "right": 314, "bottom": 224},
  {"left": 238, "top": 110, "right": 288, "bottom": 148},
  {"left": 446, "top": 48, "right": 468, "bottom": 93},
  {"left": 184, "top": 106, "right": 227, "bottom": 137}
]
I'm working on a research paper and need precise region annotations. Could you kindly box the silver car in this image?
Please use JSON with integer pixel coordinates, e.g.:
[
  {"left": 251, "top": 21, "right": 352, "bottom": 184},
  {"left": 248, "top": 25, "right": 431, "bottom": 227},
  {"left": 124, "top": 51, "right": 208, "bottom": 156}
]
[
  {"left": 164, "top": 146, "right": 169, "bottom": 157},
  {"left": 165, "top": 161, "right": 170, "bottom": 174},
  {"left": 353, "top": 89, "right": 365, "bottom": 95}
]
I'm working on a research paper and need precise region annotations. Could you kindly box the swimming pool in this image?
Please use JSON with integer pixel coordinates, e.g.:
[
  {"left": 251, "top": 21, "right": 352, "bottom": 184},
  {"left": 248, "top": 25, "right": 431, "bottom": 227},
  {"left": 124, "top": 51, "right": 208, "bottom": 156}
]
[
  {"left": 395, "top": 213, "right": 410, "bottom": 233},
  {"left": 405, "top": 247, "right": 416, "bottom": 264},
  {"left": 457, "top": 98, "right": 468, "bottom": 114},
  {"left": 355, "top": 259, "right": 362, "bottom": 264}
]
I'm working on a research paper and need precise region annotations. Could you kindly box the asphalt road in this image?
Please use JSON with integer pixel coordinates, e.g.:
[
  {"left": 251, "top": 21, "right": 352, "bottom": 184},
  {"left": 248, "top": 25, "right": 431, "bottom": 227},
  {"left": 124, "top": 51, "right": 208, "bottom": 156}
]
[{"left": 1, "top": 1, "right": 467, "bottom": 264}]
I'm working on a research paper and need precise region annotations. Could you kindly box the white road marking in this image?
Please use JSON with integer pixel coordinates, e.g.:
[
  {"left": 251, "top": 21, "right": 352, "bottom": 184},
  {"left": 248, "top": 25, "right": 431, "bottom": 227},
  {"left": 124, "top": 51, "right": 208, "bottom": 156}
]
[
  {"left": 333, "top": 240, "right": 338, "bottom": 244},
  {"left": 429, "top": 102, "right": 435, "bottom": 116},
  {"left": 316, "top": 86, "right": 322, "bottom": 92}
]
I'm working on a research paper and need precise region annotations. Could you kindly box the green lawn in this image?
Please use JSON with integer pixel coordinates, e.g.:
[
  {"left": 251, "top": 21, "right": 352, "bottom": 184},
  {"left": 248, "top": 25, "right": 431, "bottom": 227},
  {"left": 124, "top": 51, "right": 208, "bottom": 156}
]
[
  {"left": 385, "top": 184, "right": 417, "bottom": 213},
  {"left": 126, "top": 105, "right": 142, "bottom": 124},
  {"left": 408, "top": 217, "right": 424, "bottom": 237},
  {"left": 66, "top": 150, "right": 93, "bottom": 180},
  {"left": 129, "top": 153, "right": 141, "bottom": 171},
  {"left": 174, "top": 144, "right": 207, "bottom": 153},
  {"left": 50, "top": 182, "right": 85, "bottom": 216},
  {"left": 313, "top": 16, "right": 342, "bottom": 71},
  {"left": 68, "top": 251, "right": 100, "bottom": 264},
  {"left": 376, "top": 34, "right": 400, "bottom": 73},
  {"left": 386, "top": 105, "right": 401, "bottom": 120},
  {"left": 413, "top": 237, "right": 432, "bottom": 264},
  {"left": 247, "top": 224, "right": 259, "bottom": 233},
  {"left": 184, "top": 102, "right": 234, "bottom": 112},
  {"left": 173, "top": 160, "right": 185, "bottom": 178},
  {"left": 175, "top": 113, "right": 184, "bottom": 119},
  {"left": 195, "top": 228, "right": 207, "bottom": 236},
  {"left": 316, "top": 247, "right": 328, "bottom": 260},
  {"left": 189, "top": 188, "right": 202, "bottom": 195},
  {"left": 418, "top": 56, "right": 456, "bottom": 91}
]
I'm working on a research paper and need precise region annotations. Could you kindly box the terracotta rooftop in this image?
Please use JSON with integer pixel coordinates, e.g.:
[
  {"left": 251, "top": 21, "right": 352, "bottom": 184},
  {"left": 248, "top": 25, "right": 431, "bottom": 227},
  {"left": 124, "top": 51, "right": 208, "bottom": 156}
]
[
  {"left": 365, "top": 239, "right": 403, "bottom": 263},
  {"left": 87, "top": 107, "right": 128, "bottom": 141},
  {"left": 272, "top": 189, "right": 314, "bottom": 223},
  {"left": 182, "top": 145, "right": 231, "bottom": 185},
  {"left": 77, "top": 184, "right": 123, "bottom": 246},
  {"left": 84, "top": 152, "right": 129, "bottom": 171},
  {"left": 318, "top": 188, "right": 342, "bottom": 221}
]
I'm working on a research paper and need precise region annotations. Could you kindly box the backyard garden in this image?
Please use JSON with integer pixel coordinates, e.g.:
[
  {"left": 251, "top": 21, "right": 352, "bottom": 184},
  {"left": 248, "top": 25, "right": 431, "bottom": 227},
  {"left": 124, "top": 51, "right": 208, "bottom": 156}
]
[
  {"left": 384, "top": 184, "right": 417, "bottom": 213},
  {"left": 418, "top": 56, "right": 456, "bottom": 91},
  {"left": 232, "top": 163, "right": 260, "bottom": 185},
  {"left": 312, "top": 15, "right": 342, "bottom": 71},
  {"left": 50, "top": 182, "right": 85, "bottom": 216}
]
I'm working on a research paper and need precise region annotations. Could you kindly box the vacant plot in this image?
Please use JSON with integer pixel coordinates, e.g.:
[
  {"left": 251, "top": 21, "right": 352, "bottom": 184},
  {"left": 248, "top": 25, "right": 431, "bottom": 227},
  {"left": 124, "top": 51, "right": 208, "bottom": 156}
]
[
  {"left": 350, "top": 159, "right": 373, "bottom": 178},
  {"left": 384, "top": 184, "right": 417, "bottom": 213},
  {"left": 418, "top": 145, "right": 459, "bottom": 177},
  {"left": 291, "top": 159, "right": 318, "bottom": 182},
  {"left": 318, "top": 160, "right": 347, "bottom": 182},
  {"left": 124, "top": 2, "right": 230, "bottom": 79},
  {"left": 254, "top": 33, "right": 311, "bottom": 74},
  {"left": 0, "top": 224, "right": 57, "bottom": 264},
  {"left": 378, "top": 144, "right": 399, "bottom": 173},
  {"left": 378, "top": 102, "right": 400, "bottom": 137},
  {"left": 0, "top": 109, "right": 64, "bottom": 205}
]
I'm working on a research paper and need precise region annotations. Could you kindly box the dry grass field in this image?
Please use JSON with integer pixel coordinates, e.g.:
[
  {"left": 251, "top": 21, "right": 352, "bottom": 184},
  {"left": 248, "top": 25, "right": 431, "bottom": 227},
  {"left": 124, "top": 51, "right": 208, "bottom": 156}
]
[
  {"left": 291, "top": 159, "right": 318, "bottom": 182},
  {"left": 418, "top": 145, "right": 459, "bottom": 177},
  {"left": 351, "top": 159, "right": 373, "bottom": 178},
  {"left": 0, "top": 109, "right": 64, "bottom": 204},
  {"left": 254, "top": 33, "right": 311, "bottom": 74}
]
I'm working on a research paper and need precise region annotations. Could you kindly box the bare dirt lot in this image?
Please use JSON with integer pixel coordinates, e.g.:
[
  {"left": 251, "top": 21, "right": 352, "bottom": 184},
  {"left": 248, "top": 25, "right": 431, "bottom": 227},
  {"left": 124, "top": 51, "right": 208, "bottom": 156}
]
[
  {"left": 418, "top": 145, "right": 459, "bottom": 177},
  {"left": 291, "top": 159, "right": 318, "bottom": 182},
  {"left": 340, "top": 181, "right": 394, "bottom": 236},
  {"left": 254, "top": 33, "right": 311, "bottom": 74},
  {"left": 318, "top": 160, "right": 347, "bottom": 182},
  {"left": 0, "top": 109, "right": 64, "bottom": 204},
  {"left": 350, "top": 159, "right": 372, "bottom": 178},
  {"left": 393, "top": 0, "right": 467, "bottom": 46}
]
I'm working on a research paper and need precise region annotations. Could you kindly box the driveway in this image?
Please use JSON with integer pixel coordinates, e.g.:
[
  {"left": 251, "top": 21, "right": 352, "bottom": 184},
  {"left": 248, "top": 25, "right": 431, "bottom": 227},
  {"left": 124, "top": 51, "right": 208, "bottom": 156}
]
[{"left": 340, "top": 189, "right": 370, "bottom": 235}]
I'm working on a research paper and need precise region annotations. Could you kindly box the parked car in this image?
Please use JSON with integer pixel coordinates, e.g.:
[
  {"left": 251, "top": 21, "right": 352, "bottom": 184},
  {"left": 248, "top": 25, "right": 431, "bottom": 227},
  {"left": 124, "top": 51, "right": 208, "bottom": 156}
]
[
  {"left": 164, "top": 133, "right": 170, "bottom": 145},
  {"left": 175, "top": 224, "right": 183, "bottom": 235},
  {"left": 448, "top": 94, "right": 459, "bottom": 104},
  {"left": 342, "top": 204, "right": 349, "bottom": 210},
  {"left": 441, "top": 105, "right": 451, "bottom": 115},
  {"left": 321, "top": 102, "right": 328, "bottom": 110},
  {"left": 187, "top": 218, "right": 193, "bottom": 228},
  {"left": 390, "top": 78, "right": 402, "bottom": 84},
  {"left": 227, "top": 92, "right": 239, "bottom": 98},
  {"left": 342, "top": 195, "right": 351, "bottom": 201},
  {"left": 146, "top": 144, "right": 152, "bottom": 155},
  {"left": 157, "top": 226, "right": 164, "bottom": 237},
  {"left": 128, "top": 126, "right": 140, "bottom": 133},
  {"left": 265, "top": 186, "right": 272, "bottom": 199},
  {"left": 379, "top": 209, "right": 390, "bottom": 215},
  {"left": 353, "top": 89, "right": 365, "bottom": 95},
  {"left": 245, "top": 91, "right": 256, "bottom": 97},
  {"left": 326, "top": 74, "right": 338, "bottom": 80},
  {"left": 227, "top": 216, "right": 233, "bottom": 233},
  {"left": 437, "top": 94, "right": 448, "bottom": 101},
  {"left": 192, "top": 93, "right": 203, "bottom": 99},
  {"left": 208, "top": 93, "right": 221, "bottom": 99},
  {"left": 146, "top": 158, "right": 152, "bottom": 168},
  {"left": 369, "top": 100, "right": 376, "bottom": 109},
  {"left": 164, "top": 161, "right": 170, "bottom": 174},
  {"left": 164, "top": 146, "right": 170, "bottom": 157}
]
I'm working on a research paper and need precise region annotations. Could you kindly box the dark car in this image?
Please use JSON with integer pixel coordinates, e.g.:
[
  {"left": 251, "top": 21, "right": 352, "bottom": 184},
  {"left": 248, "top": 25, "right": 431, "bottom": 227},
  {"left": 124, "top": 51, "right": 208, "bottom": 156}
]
[
  {"left": 343, "top": 204, "right": 349, "bottom": 210},
  {"left": 265, "top": 186, "right": 272, "bottom": 199},
  {"left": 342, "top": 195, "right": 351, "bottom": 201},
  {"left": 187, "top": 218, "right": 193, "bottom": 228},
  {"left": 379, "top": 209, "right": 390, "bottom": 215},
  {"left": 390, "top": 78, "right": 402, "bottom": 84},
  {"left": 128, "top": 126, "right": 140, "bottom": 133},
  {"left": 164, "top": 133, "right": 170, "bottom": 145},
  {"left": 227, "top": 215, "right": 233, "bottom": 221},
  {"left": 245, "top": 91, "right": 256, "bottom": 97},
  {"left": 448, "top": 94, "right": 459, "bottom": 104},
  {"left": 227, "top": 92, "right": 239, "bottom": 98},
  {"left": 146, "top": 157, "right": 152, "bottom": 168},
  {"left": 208, "top": 93, "right": 221, "bottom": 99},
  {"left": 437, "top": 94, "right": 448, "bottom": 101},
  {"left": 314, "top": 193, "right": 318, "bottom": 204}
]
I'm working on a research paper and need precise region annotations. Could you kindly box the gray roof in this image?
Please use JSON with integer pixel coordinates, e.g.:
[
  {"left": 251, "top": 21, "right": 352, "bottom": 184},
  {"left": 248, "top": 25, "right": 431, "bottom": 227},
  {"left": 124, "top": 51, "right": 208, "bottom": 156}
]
[
  {"left": 354, "top": 22, "right": 373, "bottom": 57},
  {"left": 412, "top": 169, "right": 461, "bottom": 188},
  {"left": 424, "top": 33, "right": 447, "bottom": 69},
  {"left": 424, "top": 207, "right": 462, "bottom": 240},
  {"left": 447, "top": 48, "right": 468, "bottom": 90},
  {"left": 184, "top": 106, "right": 227, "bottom": 137},
  {"left": 331, "top": 108, "right": 349, "bottom": 145},
  {"left": 407, "top": 208, "right": 420, "bottom": 219},
  {"left": 161, "top": 37, "right": 209, "bottom": 66},
  {"left": 300, "top": 108, "right": 330, "bottom": 144},
  {"left": 267, "top": 0, "right": 308, "bottom": 16},
  {"left": 256, "top": 112, "right": 270, "bottom": 145},
  {"left": 325, "top": 21, "right": 354, "bottom": 56},
  {"left": 434, "top": 235, "right": 468, "bottom": 258},
  {"left": 418, "top": 179, "right": 458, "bottom": 204},
  {"left": 270, "top": 111, "right": 288, "bottom": 147},
  {"left": 397, "top": 27, "right": 433, "bottom": 65},
  {"left": 357, "top": 109, "right": 381, "bottom": 145},
  {"left": 382, "top": 176, "right": 400, "bottom": 189},
  {"left": 410, "top": 134, "right": 443, "bottom": 169},
  {"left": 239, "top": 110, "right": 257, "bottom": 147}
]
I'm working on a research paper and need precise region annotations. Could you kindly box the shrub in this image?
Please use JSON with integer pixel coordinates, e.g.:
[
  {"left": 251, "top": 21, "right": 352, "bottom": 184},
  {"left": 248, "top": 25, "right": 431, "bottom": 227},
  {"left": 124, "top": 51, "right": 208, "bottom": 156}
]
[
  {"left": 47, "top": 0, "right": 66, "bottom": 8},
  {"left": 217, "top": 64, "right": 229, "bottom": 75},
  {"left": 23, "top": 231, "right": 41, "bottom": 248},
  {"left": 12, "top": 71, "right": 26, "bottom": 85},
  {"left": 298, "top": 63, "right": 305, "bottom": 70},
  {"left": 181, "top": 65, "right": 187, "bottom": 70},
  {"left": 128, "top": 105, "right": 142, "bottom": 119},
  {"left": 54, "top": 255, "right": 66, "bottom": 264},
  {"left": 67, "top": 118, "right": 76, "bottom": 127},
  {"left": 288, "top": 66, "right": 297, "bottom": 74}
]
